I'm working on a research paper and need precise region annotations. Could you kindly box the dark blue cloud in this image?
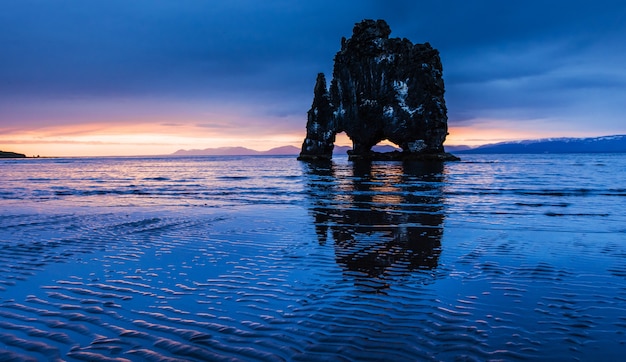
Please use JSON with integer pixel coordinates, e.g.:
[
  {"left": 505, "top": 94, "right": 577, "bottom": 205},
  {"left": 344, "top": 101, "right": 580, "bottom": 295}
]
[{"left": 1, "top": 0, "right": 626, "bottom": 136}]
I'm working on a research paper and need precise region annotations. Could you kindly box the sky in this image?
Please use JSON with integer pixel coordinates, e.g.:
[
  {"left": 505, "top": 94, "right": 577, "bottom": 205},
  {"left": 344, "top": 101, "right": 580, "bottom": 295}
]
[{"left": 1, "top": 0, "right": 626, "bottom": 156}]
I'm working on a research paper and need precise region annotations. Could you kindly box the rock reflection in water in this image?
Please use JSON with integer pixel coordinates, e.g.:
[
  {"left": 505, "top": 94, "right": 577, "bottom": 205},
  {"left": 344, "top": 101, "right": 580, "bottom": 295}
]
[{"left": 303, "top": 159, "right": 445, "bottom": 291}]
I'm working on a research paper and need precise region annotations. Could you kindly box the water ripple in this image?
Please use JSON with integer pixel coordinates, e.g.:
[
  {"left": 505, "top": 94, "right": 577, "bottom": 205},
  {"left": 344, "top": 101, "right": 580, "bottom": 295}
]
[{"left": 1, "top": 155, "right": 626, "bottom": 360}]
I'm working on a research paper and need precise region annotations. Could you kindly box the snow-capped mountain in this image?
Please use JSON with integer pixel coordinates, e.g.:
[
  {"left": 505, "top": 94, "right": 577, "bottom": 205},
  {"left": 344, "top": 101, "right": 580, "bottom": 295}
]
[{"left": 456, "top": 135, "right": 626, "bottom": 154}]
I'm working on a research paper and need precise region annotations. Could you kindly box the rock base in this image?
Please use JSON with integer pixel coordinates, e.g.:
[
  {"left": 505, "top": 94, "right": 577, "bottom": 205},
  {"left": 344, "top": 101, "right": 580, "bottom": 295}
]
[
  {"left": 347, "top": 151, "right": 460, "bottom": 162},
  {"left": 297, "top": 154, "right": 333, "bottom": 162}
]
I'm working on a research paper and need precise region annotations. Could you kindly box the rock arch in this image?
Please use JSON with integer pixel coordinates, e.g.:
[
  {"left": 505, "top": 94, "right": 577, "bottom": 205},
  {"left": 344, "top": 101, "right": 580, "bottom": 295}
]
[{"left": 298, "top": 19, "right": 458, "bottom": 161}]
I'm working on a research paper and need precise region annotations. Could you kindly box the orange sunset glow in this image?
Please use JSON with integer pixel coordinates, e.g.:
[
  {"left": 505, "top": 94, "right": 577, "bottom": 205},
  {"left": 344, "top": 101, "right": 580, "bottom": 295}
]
[
  {"left": 2, "top": 117, "right": 621, "bottom": 157},
  {"left": 0, "top": 121, "right": 305, "bottom": 157}
]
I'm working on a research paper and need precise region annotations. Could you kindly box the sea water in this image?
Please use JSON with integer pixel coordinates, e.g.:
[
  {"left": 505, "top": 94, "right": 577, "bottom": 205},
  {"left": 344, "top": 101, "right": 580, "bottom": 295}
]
[{"left": 0, "top": 154, "right": 625, "bottom": 361}]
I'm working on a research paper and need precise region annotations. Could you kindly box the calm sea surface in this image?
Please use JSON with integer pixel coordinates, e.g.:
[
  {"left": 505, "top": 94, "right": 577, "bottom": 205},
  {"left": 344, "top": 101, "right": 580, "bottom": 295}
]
[{"left": 1, "top": 154, "right": 625, "bottom": 361}]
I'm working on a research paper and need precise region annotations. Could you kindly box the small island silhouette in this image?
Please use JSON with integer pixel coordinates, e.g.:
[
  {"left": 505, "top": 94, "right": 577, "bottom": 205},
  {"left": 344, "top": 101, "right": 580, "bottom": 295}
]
[{"left": 0, "top": 150, "right": 26, "bottom": 158}]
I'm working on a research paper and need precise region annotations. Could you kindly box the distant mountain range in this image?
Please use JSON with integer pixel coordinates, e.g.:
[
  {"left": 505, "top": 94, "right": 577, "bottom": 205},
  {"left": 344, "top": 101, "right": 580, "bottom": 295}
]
[
  {"left": 455, "top": 135, "right": 626, "bottom": 154},
  {"left": 172, "top": 144, "right": 400, "bottom": 156},
  {"left": 171, "top": 135, "right": 626, "bottom": 156},
  {"left": 171, "top": 146, "right": 300, "bottom": 156}
]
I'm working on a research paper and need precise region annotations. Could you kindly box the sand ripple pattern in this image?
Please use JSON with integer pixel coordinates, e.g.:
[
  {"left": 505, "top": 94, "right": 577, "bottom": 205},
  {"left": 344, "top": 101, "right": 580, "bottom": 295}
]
[{"left": 1, "top": 154, "right": 625, "bottom": 360}]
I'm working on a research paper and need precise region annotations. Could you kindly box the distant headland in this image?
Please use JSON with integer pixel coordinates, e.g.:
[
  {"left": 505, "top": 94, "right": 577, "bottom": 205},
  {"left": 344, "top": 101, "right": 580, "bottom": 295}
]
[{"left": 0, "top": 150, "right": 26, "bottom": 158}]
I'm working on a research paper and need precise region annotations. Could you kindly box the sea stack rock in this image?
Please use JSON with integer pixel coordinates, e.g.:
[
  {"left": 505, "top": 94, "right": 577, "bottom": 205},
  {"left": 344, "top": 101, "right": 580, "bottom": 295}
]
[{"left": 298, "top": 19, "right": 458, "bottom": 161}]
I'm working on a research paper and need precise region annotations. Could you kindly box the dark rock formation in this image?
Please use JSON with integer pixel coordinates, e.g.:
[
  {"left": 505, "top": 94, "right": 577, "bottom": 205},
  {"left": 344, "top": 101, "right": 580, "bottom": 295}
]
[
  {"left": 298, "top": 19, "right": 458, "bottom": 161},
  {"left": 0, "top": 151, "right": 26, "bottom": 158},
  {"left": 299, "top": 73, "right": 337, "bottom": 160}
]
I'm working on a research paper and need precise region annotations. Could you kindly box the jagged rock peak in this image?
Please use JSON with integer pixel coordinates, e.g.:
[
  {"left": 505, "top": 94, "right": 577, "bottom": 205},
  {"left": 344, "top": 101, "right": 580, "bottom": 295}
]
[
  {"left": 350, "top": 19, "right": 391, "bottom": 42},
  {"left": 298, "top": 19, "right": 458, "bottom": 162}
]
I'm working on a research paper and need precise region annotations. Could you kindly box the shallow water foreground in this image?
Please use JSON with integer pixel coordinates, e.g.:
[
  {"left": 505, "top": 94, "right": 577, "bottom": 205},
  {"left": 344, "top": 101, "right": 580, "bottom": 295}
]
[{"left": 1, "top": 154, "right": 626, "bottom": 361}]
